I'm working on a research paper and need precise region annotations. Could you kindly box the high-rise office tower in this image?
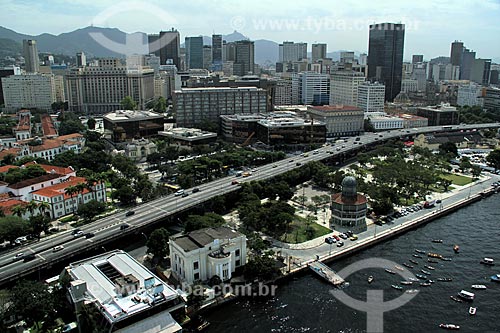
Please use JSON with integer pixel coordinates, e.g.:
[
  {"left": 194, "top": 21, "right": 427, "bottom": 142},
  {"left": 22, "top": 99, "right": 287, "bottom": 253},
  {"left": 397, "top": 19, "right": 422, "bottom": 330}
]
[
  {"left": 76, "top": 52, "right": 86, "bottom": 67},
  {"left": 203, "top": 45, "right": 212, "bottom": 70},
  {"left": 412, "top": 55, "right": 423, "bottom": 64},
  {"left": 23, "top": 39, "right": 39, "bottom": 73},
  {"left": 340, "top": 51, "right": 355, "bottom": 64},
  {"left": 367, "top": 23, "right": 405, "bottom": 102},
  {"left": 312, "top": 43, "right": 327, "bottom": 62},
  {"left": 279, "top": 41, "right": 307, "bottom": 62},
  {"left": 470, "top": 59, "right": 491, "bottom": 85},
  {"left": 158, "top": 29, "right": 180, "bottom": 68},
  {"left": 450, "top": 41, "right": 464, "bottom": 66},
  {"left": 234, "top": 40, "right": 254, "bottom": 76},
  {"left": 185, "top": 36, "right": 203, "bottom": 69},
  {"left": 212, "top": 34, "right": 223, "bottom": 71},
  {"left": 357, "top": 81, "right": 386, "bottom": 113},
  {"left": 148, "top": 34, "right": 160, "bottom": 57},
  {"left": 224, "top": 42, "right": 237, "bottom": 62},
  {"left": 330, "top": 71, "right": 366, "bottom": 106},
  {"left": 460, "top": 48, "right": 476, "bottom": 80}
]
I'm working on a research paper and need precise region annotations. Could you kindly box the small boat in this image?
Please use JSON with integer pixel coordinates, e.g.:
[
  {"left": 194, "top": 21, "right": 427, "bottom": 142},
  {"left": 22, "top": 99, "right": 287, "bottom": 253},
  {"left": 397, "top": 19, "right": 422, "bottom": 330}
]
[
  {"left": 453, "top": 245, "right": 460, "bottom": 253},
  {"left": 409, "top": 259, "right": 419, "bottom": 265},
  {"left": 428, "top": 259, "right": 439, "bottom": 263},
  {"left": 491, "top": 274, "right": 500, "bottom": 282},
  {"left": 480, "top": 258, "right": 495, "bottom": 266},
  {"left": 406, "top": 289, "right": 419, "bottom": 294},
  {"left": 471, "top": 284, "right": 487, "bottom": 290},
  {"left": 426, "top": 279, "right": 435, "bottom": 284},
  {"left": 413, "top": 254, "right": 423, "bottom": 258},
  {"left": 469, "top": 307, "right": 477, "bottom": 315},
  {"left": 391, "top": 284, "right": 403, "bottom": 290},
  {"left": 394, "top": 265, "right": 404, "bottom": 271},
  {"left": 439, "top": 323, "right": 460, "bottom": 330},
  {"left": 385, "top": 269, "right": 396, "bottom": 275},
  {"left": 368, "top": 275, "right": 374, "bottom": 283},
  {"left": 424, "top": 265, "right": 435, "bottom": 270},
  {"left": 415, "top": 249, "right": 426, "bottom": 254},
  {"left": 442, "top": 257, "right": 452, "bottom": 261},
  {"left": 420, "top": 282, "right": 431, "bottom": 287},
  {"left": 457, "top": 290, "right": 475, "bottom": 301},
  {"left": 408, "top": 277, "right": 419, "bottom": 282},
  {"left": 450, "top": 296, "right": 463, "bottom": 303},
  {"left": 432, "top": 239, "right": 443, "bottom": 243},
  {"left": 438, "top": 277, "right": 453, "bottom": 282},
  {"left": 400, "top": 281, "right": 413, "bottom": 285},
  {"left": 403, "top": 263, "right": 414, "bottom": 269},
  {"left": 421, "top": 269, "right": 431, "bottom": 275},
  {"left": 416, "top": 274, "right": 427, "bottom": 279},
  {"left": 428, "top": 253, "right": 443, "bottom": 259}
]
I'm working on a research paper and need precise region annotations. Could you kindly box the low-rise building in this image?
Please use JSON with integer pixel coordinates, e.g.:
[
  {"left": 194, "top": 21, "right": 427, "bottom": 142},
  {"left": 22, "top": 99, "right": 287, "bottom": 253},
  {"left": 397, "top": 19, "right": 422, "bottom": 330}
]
[
  {"left": 220, "top": 114, "right": 265, "bottom": 143},
  {"left": 6, "top": 173, "right": 72, "bottom": 202},
  {"left": 331, "top": 176, "right": 367, "bottom": 232},
  {"left": 457, "top": 83, "right": 484, "bottom": 107},
  {"left": 64, "top": 250, "right": 184, "bottom": 333},
  {"left": 169, "top": 226, "right": 247, "bottom": 285},
  {"left": 307, "top": 105, "right": 364, "bottom": 137},
  {"left": 121, "top": 138, "right": 158, "bottom": 161},
  {"left": 416, "top": 103, "right": 459, "bottom": 126},
  {"left": 255, "top": 113, "right": 326, "bottom": 145},
  {"left": 103, "top": 110, "right": 166, "bottom": 142},
  {"left": 397, "top": 114, "right": 429, "bottom": 128},
  {"left": 483, "top": 87, "right": 500, "bottom": 112},
  {"left": 158, "top": 127, "right": 217, "bottom": 149},
  {"left": 414, "top": 132, "right": 484, "bottom": 150},
  {"left": 11, "top": 133, "right": 85, "bottom": 161},
  {"left": 365, "top": 113, "right": 404, "bottom": 131}
]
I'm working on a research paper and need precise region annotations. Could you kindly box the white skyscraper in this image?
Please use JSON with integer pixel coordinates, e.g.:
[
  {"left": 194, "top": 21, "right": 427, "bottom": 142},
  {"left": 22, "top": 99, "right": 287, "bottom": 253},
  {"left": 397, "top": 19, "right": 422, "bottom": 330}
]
[
  {"left": 330, "top": 71, "right": 366, "bottom": 106},
  {"left": 357, "top": 81, "right": 386, "bottom": 113},
  {"left": 23, "top": 39, "right": 39, "bottom": 73},
  {"left": 279, "top": 42, "right": 308, "bottom": 62},
  {"left": 457, "top": 83, "right": 483, "bottom": 107},
  {"left": 299, "top": 72, "right": 330, "bottom": 105}
]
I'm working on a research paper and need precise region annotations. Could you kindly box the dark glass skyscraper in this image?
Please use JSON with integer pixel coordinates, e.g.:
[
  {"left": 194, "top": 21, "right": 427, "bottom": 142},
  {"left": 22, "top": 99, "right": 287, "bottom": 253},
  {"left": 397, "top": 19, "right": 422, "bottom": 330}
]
[
  {"left": 367, "top": 23, "right": 405, "bottom": 102},
  {"left": 185, "top": 36, "right": 203, "bottom": 69},
  {"left": 158, "top": 29, "right": 180, "bottom": 68},
  {"left": 450, "top": 41, "right": 464, "bottom": 66},
  {"left": 212, "top": 34, "right": 223, "bottom": 71}
]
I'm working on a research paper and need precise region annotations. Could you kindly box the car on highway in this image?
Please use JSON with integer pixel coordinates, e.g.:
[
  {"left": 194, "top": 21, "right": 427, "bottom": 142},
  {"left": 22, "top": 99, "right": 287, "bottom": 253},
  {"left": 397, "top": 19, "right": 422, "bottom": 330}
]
[
  {"left": 73, "top": 231, "right": 84, "bottom": 238},
  {"left": 192, "top": 187, "right": 200, "bottom": 193},
  {"left": 231, "top": 180, "right": 239, "bottom": 185},
  {"left": 14, "top": 236, "right": 28, "bottom": 245},
  {"left": 174, "top": 189, "right": 185, "bottom": 196},
  {"left": 23, "top": 253, "right": 36, "bottom": 262},
  {"left": 120, "top": 224, "right": 130, "bottom": 230},
  {"left": 272, "top": 165, "right": 278, "bottom": 168},
  {"left": 13, "top": 253, "right": 24, "bottom": 260},
  {"left": 52, "top": 245, "right": 64, "bottom": 252},
  {"left": 296, "top": 162, "right": 302, "bottom": 166},
  {"left": 85, "top": 232, "right": 95, "bottom": 239},
  {"left": 181, "top": 192, "right": 189, "bottom": 198},
  {"left": 125, "top": 210, "right": 135, "bottom": 217}
]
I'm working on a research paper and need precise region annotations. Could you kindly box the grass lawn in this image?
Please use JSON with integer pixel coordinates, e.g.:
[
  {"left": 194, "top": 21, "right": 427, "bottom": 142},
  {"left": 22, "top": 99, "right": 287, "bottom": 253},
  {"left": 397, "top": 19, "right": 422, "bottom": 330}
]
[
  {"left": 441, "top": 173, "right": 473, "bottom": 186},
  {"left": 279, "top": 216, "right": 331, "bottom": 244}
]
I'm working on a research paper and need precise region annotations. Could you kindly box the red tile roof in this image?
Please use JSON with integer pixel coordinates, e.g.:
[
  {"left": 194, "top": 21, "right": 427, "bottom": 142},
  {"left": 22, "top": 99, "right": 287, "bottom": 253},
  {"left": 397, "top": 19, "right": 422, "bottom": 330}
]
[
  {"left": 23, "top": 162, "right": 75, "bottom": 176},
  {"left": 8, "top": 173, "right": 64, "bottom": 189},
  {"left": 0, "top": 199, "right": 27, "bottom": 215},
  {"left": 13, "top": 114, "right": 31, "bottom": 132},
  {"left": 331, "top": 193, "right": 367, "bottom": 205},
  {"left": 32, "top": 176, "right": 91, "bottom": 199},
  {"left": 41, "top": 114, "right": 58, "bottom": 137},
  {"left": 0, "top": 148, "right": 20, "bottom": 160},
  {"left": 0, "top": 165, "right": 18, "bottom": 173}
]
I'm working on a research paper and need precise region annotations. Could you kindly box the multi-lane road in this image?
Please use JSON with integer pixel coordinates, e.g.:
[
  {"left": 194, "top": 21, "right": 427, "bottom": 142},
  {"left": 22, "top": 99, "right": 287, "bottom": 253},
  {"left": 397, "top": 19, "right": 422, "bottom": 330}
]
[{"left": 0, "top": 123, "right": 498, "bottom": 285}]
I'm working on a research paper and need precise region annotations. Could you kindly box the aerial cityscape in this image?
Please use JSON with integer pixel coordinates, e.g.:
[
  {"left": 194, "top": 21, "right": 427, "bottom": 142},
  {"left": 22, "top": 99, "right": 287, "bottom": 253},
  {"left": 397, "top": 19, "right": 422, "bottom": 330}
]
[{"left": 0, "top": 0, "right": 500, "bottom": 332}]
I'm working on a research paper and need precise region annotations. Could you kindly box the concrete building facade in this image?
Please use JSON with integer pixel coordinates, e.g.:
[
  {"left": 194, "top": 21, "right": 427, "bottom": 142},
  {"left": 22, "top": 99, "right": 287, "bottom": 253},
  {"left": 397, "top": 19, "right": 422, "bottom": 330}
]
[{"left": 308, "top": 105, "right": 364, "bottom": 137}]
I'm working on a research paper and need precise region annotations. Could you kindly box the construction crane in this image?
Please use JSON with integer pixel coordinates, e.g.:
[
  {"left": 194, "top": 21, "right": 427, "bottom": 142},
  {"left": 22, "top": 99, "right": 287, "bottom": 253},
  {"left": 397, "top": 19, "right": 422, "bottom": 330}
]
[{"left": 242, "top": 132, "right": 255, "bottom": 146}]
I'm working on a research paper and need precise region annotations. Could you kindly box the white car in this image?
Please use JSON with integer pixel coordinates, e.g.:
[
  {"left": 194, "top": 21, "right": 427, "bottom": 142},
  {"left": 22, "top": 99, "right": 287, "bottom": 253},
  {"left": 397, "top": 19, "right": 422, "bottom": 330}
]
[
  {"left": 174, "top": 189, "right": 185, "bottom": 196},
  {"left": 52, "top": 245, "right": 64, "bottom": 252},
  {"left": 14, "top": 253, "right": 24, "bottom": 260},
  {"left": 73, "top": 231, "right": 84, "bottom": 238}
]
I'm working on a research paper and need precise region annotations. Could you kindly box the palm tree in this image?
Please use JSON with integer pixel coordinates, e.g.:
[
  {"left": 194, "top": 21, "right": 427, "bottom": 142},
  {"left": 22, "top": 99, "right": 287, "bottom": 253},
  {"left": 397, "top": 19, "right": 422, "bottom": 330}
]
[
  {"left": 11, "top": 205, "right": 26, "bottom": 218},
  {"left": 26, "top": 200, "right": 39, "bottom": 217},
  {"left": 37, "top": 201, "right": 51, "bottom": 218},
  {"left": 65, "top": 185, "right": 78, "bottom": 215},
  {"left": 85, "top": 174, "right": 98, "bottom": 200},
  {"left": 74, "top": 183, "right": 87, "bottom": 208}
]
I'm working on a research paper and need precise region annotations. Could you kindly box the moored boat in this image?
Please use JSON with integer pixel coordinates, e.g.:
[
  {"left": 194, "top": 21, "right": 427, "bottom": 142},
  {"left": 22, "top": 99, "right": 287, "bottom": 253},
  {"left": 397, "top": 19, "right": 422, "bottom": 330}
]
[
  {"left": 420, "top": 282, "right": 431, "bottom": 287},
  {"left": 428, "top": 253, "right": 443, "bottom": 259},
  {"left": 391, "top": 284, "right": 403, "bottom": 290},
  {"left": 424, "top": 265, "right": 435, "bottom": 270},
  {"left": 409, "top": 259, "right": 419, "bottom": 265},
  {"left": 415, "top": 249, "right": 426, "bottom": 254},
  {"left": 453, "top": 245, "right": 460, "bottom": 253},
  {"left": 403, "top": 263, "right": 414, "bottom": 269},
  {"left": 385, "top": 269, "right": 396, "bottom": 274},
  {"left": 368, "top": 275, "right": 374, "bottom": 283},
  {"left": 480, "top": 258, "right": 495, "bottom": 266},
  {"left": 439, "top": 323, "right": 460, "bottom": 330},
  {"left": 406, "top": 289, "right": 419, "bottom": 294},
  {"left": 491, "top": 274, "right": 500, "bottom": 282},
  {"left": 421, "top": 269, "right": 431, "bottom": 275},
  {"left": 400, "top": 281, "right": 413, "bottom": 285},
  {"left": 442, "top": 257, "right": 452, "bottom": 261},
  {"left": 408, "top": 277, "right": 419, "bottom": 282},
  {"left": 471, "top": 284, "right": 487, "bottom": 290},
  {"left": 426, "top": 279, "right": 435, "bottom": 284},
  {"left": 438, "top": 277, "right": 453, "bottom": 282},
  {"left": 457, "top": 290, "right": 475, "bottom": 301},
  {"left": 469, "top": 307, "right": 477, "bottom": 315},
  {"left": 394, "top": 265, "right": 404, "bottom": 271},
  {"left": 450, "top": 296, "right": 463, "bottom": 303},
  {"left": 413, "top": 254, "right": 423, "bottom": 258},
  {"left": 432, "top": 239, "right": 443, "bottom": 243},
  {"left": 416, "top": 274, "right": 427, "bottom": 279}
]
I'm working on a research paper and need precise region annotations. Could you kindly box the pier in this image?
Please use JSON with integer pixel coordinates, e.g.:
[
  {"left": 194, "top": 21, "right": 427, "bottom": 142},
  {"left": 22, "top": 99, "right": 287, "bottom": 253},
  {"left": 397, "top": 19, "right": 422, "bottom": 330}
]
[{"left": 309, "top": 261, "right": 345, "bottom": 286}]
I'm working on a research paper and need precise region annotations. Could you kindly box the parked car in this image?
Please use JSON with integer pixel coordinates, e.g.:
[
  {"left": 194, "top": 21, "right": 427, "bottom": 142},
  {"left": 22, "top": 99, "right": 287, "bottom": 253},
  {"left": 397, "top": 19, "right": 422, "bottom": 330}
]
[
  {"left": 325, "top": 237, "right": 334, "bottom": 244},
  {"left": 337, "top": 241, "right": 344, "bottom": 247}
]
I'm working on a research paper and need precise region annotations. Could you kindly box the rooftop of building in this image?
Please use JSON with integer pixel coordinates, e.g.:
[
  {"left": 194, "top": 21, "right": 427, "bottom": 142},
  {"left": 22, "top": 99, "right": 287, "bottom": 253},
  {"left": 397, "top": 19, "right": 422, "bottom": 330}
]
[
  {"left": 13, "top": 113, "right": 31, "bottom": 132},
  {"left": 41, "top": 114, "right": 57, "bottom": 137},
  {"left": 422, "top": 131, "right": 483, "bottom": 145},
  {"left": 67, "top": 250, "right": 180, "bottom": 324},
  {"left": 23, "top": 161, "right": 75, "bottom": 176},
  {"left": 308, "top": 105, "right": 363, "bottom": 112},
  {"left": 418, "top": 103, "right": 458, "bottom": 112},
  {"left": 365, "top": 113, "right": 403, "bottom": 121},
  {"left": 220, "top": 114, "right": 266, "bottom": 122},
  {"left": 0, "top": 198, "right": 27, "bottom": 215},
  {"left": 0, "top": 148, "right": 21, "bottom": 160},
  {"left": 32, "top": 176, "right": 89, "bottom": 199},
  {"left": 172, "top": 226, "right": 243, "bottom": 253},
  {"left": 176, "top": 86, "right": 263, "bottom": 93},
  {"left": 331, "top": 192, "right": 367, "bottom": 205},
  {"left": 104, "top": 110, "right": 165, "bottom": 122},
  {"left": 258, "top": 116, "right": 325, "bottom": 128},
  {"left": 397, "top": 113, "right": 428, "bottom": 120},
  {"left": 8, "top": 173, "right": 65, "bottom": 189},
  {"left": 0, "top": 165, "right": 18, "bottom": 173},
  {"left": 158, "top": 128, "right": 217, "bottom": 141}
]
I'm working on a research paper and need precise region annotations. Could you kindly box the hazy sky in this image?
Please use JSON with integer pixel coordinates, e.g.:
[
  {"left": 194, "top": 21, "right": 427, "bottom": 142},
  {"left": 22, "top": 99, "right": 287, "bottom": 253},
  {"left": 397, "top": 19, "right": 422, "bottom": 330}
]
[{"left": 2, "top": 0, "right": 500, "bottom": 61}]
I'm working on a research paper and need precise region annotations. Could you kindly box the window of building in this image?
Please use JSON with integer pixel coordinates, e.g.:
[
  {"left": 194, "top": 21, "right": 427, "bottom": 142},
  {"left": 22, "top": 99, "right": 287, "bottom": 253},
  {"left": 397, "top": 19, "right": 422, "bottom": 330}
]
[
  {"left": 194, "top": 272, "right": 200, "bottom": 280},
  {"left": 236, "top": 259, "right": 241, "bottom": 266},
  {"left": 193, "top": 261, "right": 199, "bottom": 270},
  {"left": 235, "top": 249, "right": 240, "bottom": 257}
]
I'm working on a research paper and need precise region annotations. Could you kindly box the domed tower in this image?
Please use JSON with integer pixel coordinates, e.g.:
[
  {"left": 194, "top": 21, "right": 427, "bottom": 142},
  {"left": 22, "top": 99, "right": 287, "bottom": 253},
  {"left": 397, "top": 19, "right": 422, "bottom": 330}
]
[{"left": 341, "top": 176, "right": 357, "bottom": 199}]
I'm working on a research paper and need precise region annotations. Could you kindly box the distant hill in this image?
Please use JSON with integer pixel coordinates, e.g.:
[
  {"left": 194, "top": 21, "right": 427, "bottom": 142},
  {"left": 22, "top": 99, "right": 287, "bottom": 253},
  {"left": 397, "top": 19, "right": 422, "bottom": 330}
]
[{"left": 0, "top": 38, "right": 21, "bottom": 58}]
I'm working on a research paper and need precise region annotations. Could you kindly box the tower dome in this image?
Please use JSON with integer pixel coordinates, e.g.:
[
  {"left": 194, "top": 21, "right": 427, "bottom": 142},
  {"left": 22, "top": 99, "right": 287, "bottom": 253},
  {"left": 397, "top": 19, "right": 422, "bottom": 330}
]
[{"left": 341, "top": 176, "right": 357, "bottom": 199}]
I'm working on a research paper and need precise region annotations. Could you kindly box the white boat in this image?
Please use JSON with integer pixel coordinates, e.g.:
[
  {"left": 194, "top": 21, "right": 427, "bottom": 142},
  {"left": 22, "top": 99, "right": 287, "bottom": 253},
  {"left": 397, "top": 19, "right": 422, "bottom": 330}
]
[
  {"left": 480, "top": 258, "right": 495, "bottom": 266},
  {"left": 368, "top": 275, "right": 374, "bottom": 283},
  {"left": 458, "top": 290, "right": 475, "bottom": 301},
  {"left": 394, "top": 265, "right": 404, "bottom": 271},
  {"left": 439, "top": 323, "right": 460, "bottom": 330},
  {"left": 469, "top": 307, "right": 477, "bottom": 315},
  {"left": 471, "top": 285, "right": 487, "bottom": 290}
]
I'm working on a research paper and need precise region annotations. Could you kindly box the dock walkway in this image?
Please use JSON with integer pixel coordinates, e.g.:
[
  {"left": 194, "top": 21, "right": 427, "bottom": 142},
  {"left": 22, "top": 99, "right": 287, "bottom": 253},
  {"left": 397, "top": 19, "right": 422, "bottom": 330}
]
[{"left": 309, "top": 261, "right": 345, "bottom": 286}]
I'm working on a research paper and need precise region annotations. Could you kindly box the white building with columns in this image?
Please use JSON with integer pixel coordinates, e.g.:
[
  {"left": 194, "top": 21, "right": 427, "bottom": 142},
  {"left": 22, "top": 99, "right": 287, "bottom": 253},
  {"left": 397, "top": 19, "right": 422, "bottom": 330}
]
[{"left": 169, "top": 227, "right": 247, "bottom": 285}]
